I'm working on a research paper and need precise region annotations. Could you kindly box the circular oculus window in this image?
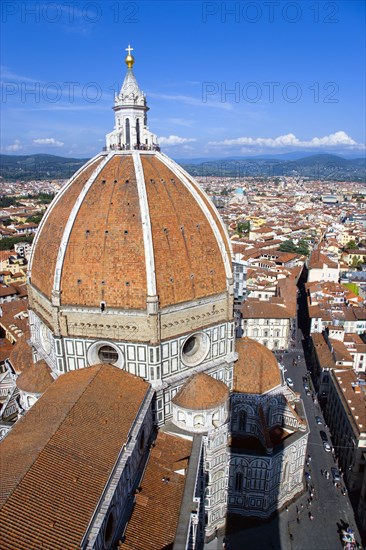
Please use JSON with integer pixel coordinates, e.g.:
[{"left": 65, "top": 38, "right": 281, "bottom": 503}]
[
  {"left": 98, "top": 345, "right": 119, "bottom": 364},
  {"left": 181, "top": 332, "right": 210, "bottom": 367},
  {"left": 87, "top": 342, "right": 124, "bottom": 369}
]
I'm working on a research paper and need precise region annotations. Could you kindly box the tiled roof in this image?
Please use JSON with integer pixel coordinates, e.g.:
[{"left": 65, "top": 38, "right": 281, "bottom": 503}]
[
  {"left": 172, "top": 372, "right": 229, "bottom": 410},
  {"left": 241, "top": 299, "right": 292, "bottom": 319},
  {"left": 16, "top": 359, "right": 54, "bottom": 393},
  {"left": 0, "top": 338, "right": 14, "bottom": 363},
  {"left": 308, "top": 249, "right": 338, "bottom": 269},
  {"left": 233, "top": 337, "right": 281, "bottom": 394},
  {"left": 330, "top": 338, "right": 353, "bottom": 363},
  {"left": 30, "top": 156, "right": 104, "bottom": 299},
  {"left": 0, "top": 299, "right": 29, "bottom": 341},
  {"left": 29, "top": 152, "right": 230, "bottom": 311},
  {"left": 0, "top": 285, "right": 18, "bottom": 298},
  {"left": 8, "top": 334, "right": 32, "bottom": 373},
  {"left": 122, "top": 431, "right": 192, "bottom": 550},
  {"left": 0, "top": 364, "right": 150, "bottom": 550}
]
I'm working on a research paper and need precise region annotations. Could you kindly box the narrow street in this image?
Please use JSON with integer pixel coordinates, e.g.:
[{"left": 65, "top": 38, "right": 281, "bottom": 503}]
[{"left": 205, "top": 281, "right": 363, "bottom": 550}]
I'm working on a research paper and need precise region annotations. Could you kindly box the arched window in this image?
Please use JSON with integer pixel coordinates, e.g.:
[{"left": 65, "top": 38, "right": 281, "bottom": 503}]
[
  {"left": 125, "top": 118, "right": 130, "bottom": 149},
  {"left": 238, "top": 410, "right": 247, "bottom": 431},
  {"left": 136, "top": 118, "right": 140, "bottom": 145},
  {"left": 235, "top": 472, "right": 243, "bottom": 492},
  {"left": 178, "top": 410, "right": 186, "bottom": 424},
  {"left": 194, "top": 414, "right": 204, "bottom": 427}
]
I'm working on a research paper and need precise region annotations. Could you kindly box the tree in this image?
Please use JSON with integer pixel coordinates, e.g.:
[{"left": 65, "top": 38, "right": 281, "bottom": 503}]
[
  {"left": 279, "top": 240, "right": 297, "bottom": 253},
  {"left": 0, "top": 196, "right": 20, "bottom": 208},
  {"left": 351, "top": 256, "right": 363, "bottom": 270},
  {"left": 279, "top": 239, "right": 310, "bottom": 256},
  {"left": 26, "top": 214, "right": 43, "bottom": 224},
  {"left": 346, "top": 240, "right": 357, "bottom": 250},
  {"left": 296, "top": 239, "right": 310, "bottom": 256},
  {"left": 237, "top": 220, "right": 250, "bottom": 236},
  {"left": 0, "top": 235, "right": 34, "bottom": 251}
]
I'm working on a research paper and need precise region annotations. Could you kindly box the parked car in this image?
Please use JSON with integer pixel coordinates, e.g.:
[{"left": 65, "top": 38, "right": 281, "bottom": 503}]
[
  {"left": 305, "top": 472, "right": 311, "bottom": 480},
  {"left": 320, "top": 430, "right": 328, "bottom": 443},
  {"left": 315, "top": 416, "right": 322, "bottom": 425},
  {"left": 286, "top": 378, "right": 294, "bottom": 387},
  {"left": 331, "top": 467, "right": 341, "bottom": 482},
  {"left": 323, "top": 442, "right": 331, "bottom": 452}
]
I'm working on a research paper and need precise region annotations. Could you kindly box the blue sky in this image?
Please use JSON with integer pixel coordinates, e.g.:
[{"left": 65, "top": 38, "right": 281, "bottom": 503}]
[{"left": 1, "top": 0, "right": 365, "bottom": 159}]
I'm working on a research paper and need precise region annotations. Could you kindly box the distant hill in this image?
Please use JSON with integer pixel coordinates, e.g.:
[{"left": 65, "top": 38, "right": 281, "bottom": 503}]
[
  {"left": 179, "top": 154, "right": 366, "bottom": 181},
  {"left": 1, "top": 152, "right": 365, "bottom": 182},
  {"left": 0, "top": 153, "right": 88, "bottom": 181}
]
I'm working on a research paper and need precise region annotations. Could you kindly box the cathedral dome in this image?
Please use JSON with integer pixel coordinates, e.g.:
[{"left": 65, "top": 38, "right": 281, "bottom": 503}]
[
  {"left": 28, "top": 53, "right": 233, "bottom": 347},
  {"left": 29, "top": 152, "right": 231, "bottom": 313},
  {"left": 233, "top": 337, "right": 281, "bottom": 394}
]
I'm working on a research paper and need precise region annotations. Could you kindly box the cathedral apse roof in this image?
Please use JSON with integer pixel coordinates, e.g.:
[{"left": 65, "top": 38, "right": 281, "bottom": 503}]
[
  {"left": 172, "top": 372, "right": 229, "bottom": 410},
  {"left": 233, "top": 337, "right": 281, "bottom": 394}
]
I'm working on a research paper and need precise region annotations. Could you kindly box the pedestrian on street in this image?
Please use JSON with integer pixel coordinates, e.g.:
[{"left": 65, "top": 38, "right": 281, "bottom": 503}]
[{"left": 309, "top": 513, "right": 314, "bottom": 520}]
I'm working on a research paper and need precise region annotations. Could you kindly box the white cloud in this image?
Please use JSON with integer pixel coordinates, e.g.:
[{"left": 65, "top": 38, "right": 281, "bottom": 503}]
[
  {"left": 159, "top": 135, "right": 196, "bottom": 146},
  {"left": 33, "top": 137, "right": 64, "bottom": 147},
  {"left": 6, "top": 139, "right": 23, "bottom": 152},
  {"left": 209, "top": 131, "right": 365, "bottom": 150}
]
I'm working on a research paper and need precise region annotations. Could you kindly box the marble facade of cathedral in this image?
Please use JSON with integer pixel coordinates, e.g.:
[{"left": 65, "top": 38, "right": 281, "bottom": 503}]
[{"left": 0, "top": 48, "right": 308, "bottom": 550}]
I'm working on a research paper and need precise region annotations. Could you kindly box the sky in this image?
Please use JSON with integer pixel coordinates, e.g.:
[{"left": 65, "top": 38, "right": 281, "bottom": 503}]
[{"left": 1, "top": 0, "right": 365, "bottom": 159}]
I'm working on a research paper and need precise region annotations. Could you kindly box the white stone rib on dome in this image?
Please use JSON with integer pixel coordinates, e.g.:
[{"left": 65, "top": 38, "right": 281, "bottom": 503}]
[
  {"left": 52, "top": 153, "right": 113, "bottom": 295},
  {"left": 157, "top": 152, "right": 232, "bottom": 281},
  {"left": 28, "top": 152, "right": 105, "bottom": 280},
  {"left": 132, "top": 151, "right": 157, "bottom": 297},
  {"left": 171, "top": 158, "right": 233, "bottom": 260}
]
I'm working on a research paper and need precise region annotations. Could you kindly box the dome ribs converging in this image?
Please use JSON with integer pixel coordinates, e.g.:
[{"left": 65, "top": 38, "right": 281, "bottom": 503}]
[
  {"left": 60, "top": 155, "right": 147, "bottom": 309},
  {"left": 141, "top": 154, "right": 227, "bottom": 308},
  {"left": 30, "top": 156, "right": 104, "bottom": 298}
]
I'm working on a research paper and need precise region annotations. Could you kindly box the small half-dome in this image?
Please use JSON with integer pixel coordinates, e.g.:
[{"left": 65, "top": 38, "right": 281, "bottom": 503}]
[
  {"left": 233, "top": 337, "right": 281, "bottom": 394},
  {"left": 173, "top": 372, "right": 229, "bottom": 410},
  {"left": 9, "top": 335, "right": 32, "bottom": 374},
  {"left": 17, "top": 360, "right": 54, "bottom": 394}
]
